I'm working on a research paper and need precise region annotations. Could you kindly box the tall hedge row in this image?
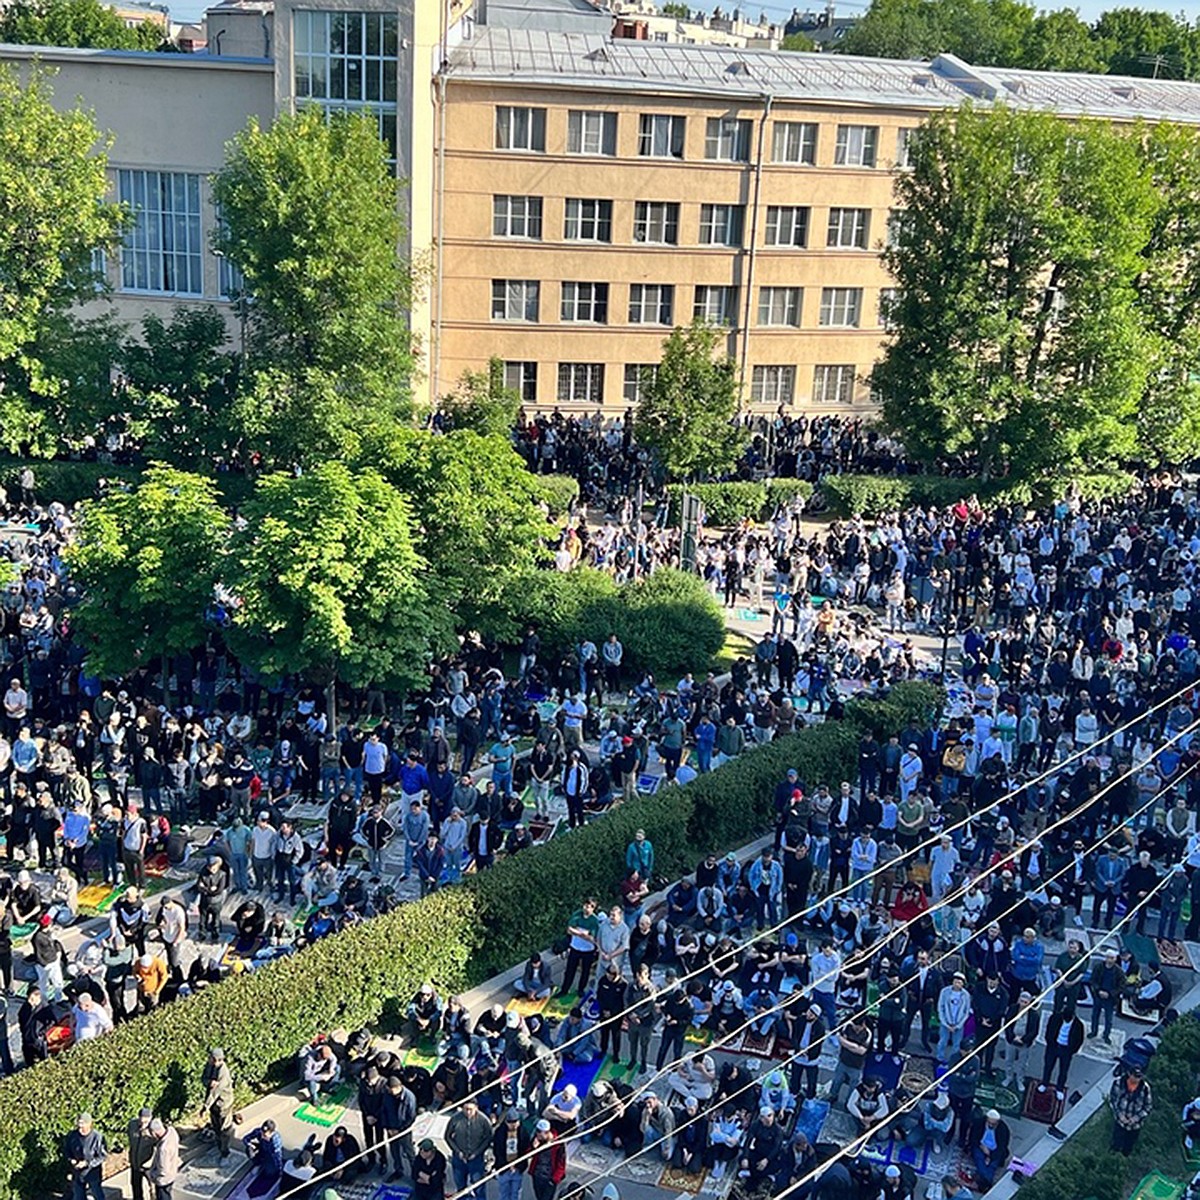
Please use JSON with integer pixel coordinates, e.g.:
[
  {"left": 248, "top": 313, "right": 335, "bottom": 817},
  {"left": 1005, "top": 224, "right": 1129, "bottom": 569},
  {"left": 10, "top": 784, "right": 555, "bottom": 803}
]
[
  {"left": 665, "top": 480, "right": 813, "bottom": 527},
  {"left": 0, "top": 683, "right": 939, "bottom": 1198}
]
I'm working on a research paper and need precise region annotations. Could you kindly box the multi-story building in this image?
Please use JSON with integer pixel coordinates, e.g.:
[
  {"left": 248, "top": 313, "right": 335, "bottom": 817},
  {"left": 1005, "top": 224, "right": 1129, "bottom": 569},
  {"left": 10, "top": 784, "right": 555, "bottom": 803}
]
[{"left": 6, "top": 0, "right": 1200, "bottom": 412}]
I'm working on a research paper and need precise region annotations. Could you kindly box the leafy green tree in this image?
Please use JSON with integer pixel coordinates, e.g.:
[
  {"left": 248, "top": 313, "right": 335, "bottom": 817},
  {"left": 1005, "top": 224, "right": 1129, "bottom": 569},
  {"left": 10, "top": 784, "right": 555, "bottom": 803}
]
[
  {"left": 0, "top": 0, "right": 165, "bottom": 49},
  {"left": 67, "top": 468, "right": 228, "bottom": 696},
  {"left": 1133, "top": 123, "right": 1200, "bottom": 465},
  {"left": 634, "top": 322, "right": 744, "bottom": 482},
  {"left": 226, "top": 464, "right": 438, "bottom": 699},
  {"left": 837, "top": 0, "right": 934, "bottom": 59},
  {"left": 373, "top": 427, "right": 552, "bottom": 639},
  {"left": 212, "top": 108, "right": 413, "bottom": 470},
  {"left": 1020, "top": 8, "right": 1109, "bottom": 73},
  {"left": 660, "top": 2, "right": 690, "bottom": 16},
  {"left": 439, "top": 357, "right": 521, "bottom": 437},
  {"left": 780, "top": 31, "right": 816, "bottom": 51},
  {"left": 119, "top": 307, "right": 240, "bottom": 466},
  {"left": 873, "top": 105, "right": 1155, "bottom": 481},
  {"left": 1092, "top": 7, "right": 1199, "bottom": 79},
  {"left": 0, "top": 65, "right": 124, "bottom": 451}
]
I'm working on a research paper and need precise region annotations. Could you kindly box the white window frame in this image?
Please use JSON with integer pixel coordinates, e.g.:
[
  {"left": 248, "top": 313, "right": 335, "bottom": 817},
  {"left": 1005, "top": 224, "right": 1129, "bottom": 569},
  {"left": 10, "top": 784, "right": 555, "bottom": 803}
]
[
  {"left": 751, "top": 365, "right": 796, "bottom": 405},
  {"left": 834, "top": 124, "right": 879, "bottom": 167},
  {"left": 826, "top": 207, "right": 870, "bottom": 249},
  {"left": 819, "top": 287, "right": 863, "bottom": 328},
  {"left": 118, "top": 169, "right": 204, "bottom": 296},
  {"left": 705, "top": 116, "right": 752, "bottom": 162},
  {"left": 896, "top": 127, "right": 915, "bottom": 169},
  {"left": 638, "top": 113, "right": 686, "bottom": 159},
  {"left": 628, "top": 283, "right": 674, "bottom": 325},
  {"left": 623, "top": 363, "right": 659, "bottom": 403},
  {"left": 757, "top": 286, "right": 802, "bottom": 327},
  {"left": 504, "top": 360, "right": 538, "bottom": 403},
  {"left": 567, "top": 110, "right": 617, "bottom": 156},
  {"left": 693, "top": 285, "right": 738, "bottom": 325},
  {"left": 699, "top": 203, "right": 745, "bottom": 247},
  {"left": 558, "top": 362, "right": 605, "bottom": 404},
  {"left": 491, "top": 279, "right": 540, "bottom": 322},
  {"left": 633, "top": 201, "right": 680, "bottom": 245},
  {"left": 492, "top": 195, "right": 543, "bottom": 239},
  {"left": 564, "top": 198, "right": 613, "bottom": 243},
  {"left": 560, "top": 281, "right": 610, "bottom": 323},
  {"left": 812, "top": 364, "right": 857, "bottom": 404},
  {"left": 495, "top": 105, "right": 547, "bottom": 152},
  {"left": 771, "top": 121, "right": 817, "bottom": 165},
  {"left": 765, "top": 205, "right": 809, "bottom": 248}
]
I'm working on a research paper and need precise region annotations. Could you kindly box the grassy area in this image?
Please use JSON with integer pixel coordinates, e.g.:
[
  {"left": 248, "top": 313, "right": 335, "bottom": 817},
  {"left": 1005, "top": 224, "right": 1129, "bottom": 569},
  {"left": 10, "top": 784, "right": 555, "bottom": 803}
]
[{"left": 715, "top": 627, "right": 756, "bottom": 673}]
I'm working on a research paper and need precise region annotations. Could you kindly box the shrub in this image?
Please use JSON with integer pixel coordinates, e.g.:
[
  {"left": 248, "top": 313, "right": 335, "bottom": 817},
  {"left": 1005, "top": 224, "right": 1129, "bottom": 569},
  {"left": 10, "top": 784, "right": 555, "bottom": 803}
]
[
  {"left": 763, "top": 479, "right": 814, "bottom": 515},
  {"left": 0, "top": 458, "right": 142, "bottom": 506},
  {"left": 666, "top": 482, "right": 767, "bottom": 527},
  {"left": 534, "top": 474, "right": 580, "bottom": 517},
  {"left": 619, "top": 568, "right": 726, "bottom": 678}
]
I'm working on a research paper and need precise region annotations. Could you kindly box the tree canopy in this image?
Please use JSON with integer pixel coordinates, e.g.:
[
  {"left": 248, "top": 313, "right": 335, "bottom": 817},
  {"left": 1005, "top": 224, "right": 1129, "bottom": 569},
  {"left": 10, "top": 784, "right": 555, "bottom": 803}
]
[
  {"left": 837, "top": 0, "right": 1200, "bottom": 78},
  {"left": 0, "top": 0, "right": 165, "bottom": 50},
  {"left": 634, "top": 322, "right": 744, "bottom": 482},
  {"left": 212, "top": 108, "right": 413, "bottom": 470}
]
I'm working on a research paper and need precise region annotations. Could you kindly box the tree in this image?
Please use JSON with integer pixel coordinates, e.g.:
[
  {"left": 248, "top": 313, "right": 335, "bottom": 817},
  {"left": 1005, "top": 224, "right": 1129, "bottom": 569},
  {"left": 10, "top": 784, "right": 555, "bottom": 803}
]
[
  {"left": 837, "top": 0, "right": 935, "bottom": 59},
  {"left": 1092, "top": 7, "right": 1199, "bottom": 79},
  {"left": 0, "top": 66, "right": 123, "bottom": 434},
  {"left": 1020, "top": 8, "right": 1109, "bottom": 73},
  {"left": 873, "top": 105, "right": 1155, "bottom": 481},
  {"left": 118, "top": 307, "right": 240, "bottom": 466},
  {"left": 67, "top": 468, "right": 228, "bottom": 695},
  {"left": 373, "top": 426, "right": 553, "bottom": 639},
  {"left": 439, "top": 357, "right": 521, "bottom": 437},
  {"left": 780, "top": 31, "right": 816, "bottom": 51},
  {"left": 226, "top": 464, "right": 438, "bottom": 700},
  {"left": 1132, "top": 123, "right": 1200, "bottom": 465},
  {"left": 634, "top": 322, "right": 744, "bottom": 481},
  {"left": 0, "top": 0, "right": 165, "bottom": 49},
  {"left": 211, "top": 108, "right": 413, "bottom": 470}
]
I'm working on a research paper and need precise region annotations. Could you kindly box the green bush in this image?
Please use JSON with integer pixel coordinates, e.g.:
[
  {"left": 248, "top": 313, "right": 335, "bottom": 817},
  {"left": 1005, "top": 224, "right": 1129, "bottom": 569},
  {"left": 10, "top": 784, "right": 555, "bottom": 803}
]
[
  {"left": 666, "top": 482, "right": 768, "bottom": 526},
  {"left": 764, "top": 479, "right": 814, "bottom": 514},
  {"left": 619, "top": 568, "right": 725, "bottom": 679},
  {"left": 0, "top": 458, "right": 142, "bottom": 506},
  {"left": 0, "top": 682, "right": 941, "bottom": 1198},
  {"left": 0, "top": 888, "right": 477, "bottom": 1199},
  {"left": 534, "top": 474, "right": 580, "bottom": 517}
]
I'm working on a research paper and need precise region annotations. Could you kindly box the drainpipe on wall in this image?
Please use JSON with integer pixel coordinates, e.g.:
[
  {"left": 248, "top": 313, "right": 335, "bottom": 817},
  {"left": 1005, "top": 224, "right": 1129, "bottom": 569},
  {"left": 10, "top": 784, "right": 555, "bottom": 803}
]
[
  {"left": 431, "top": 62, "right": 449, "bottom": 415},
  {"left": 738, "top": 92, "right": 772, "bottom": 407}
]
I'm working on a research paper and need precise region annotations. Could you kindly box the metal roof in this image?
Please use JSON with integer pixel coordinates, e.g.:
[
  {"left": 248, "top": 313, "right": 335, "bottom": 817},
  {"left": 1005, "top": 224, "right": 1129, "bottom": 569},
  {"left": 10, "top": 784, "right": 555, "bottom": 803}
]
[{"left": 448, "top": 28, "right": 1200, "bottom": 123}]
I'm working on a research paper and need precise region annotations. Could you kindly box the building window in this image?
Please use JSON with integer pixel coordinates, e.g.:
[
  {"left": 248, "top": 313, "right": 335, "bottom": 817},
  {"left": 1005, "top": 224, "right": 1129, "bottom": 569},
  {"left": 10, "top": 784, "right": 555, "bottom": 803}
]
[
  {"left": 293, "top": 11, "right": 399, "bottom": 162},
  {"left": 90, "top": 247, "right": 108, "bottom": 291},
  {"left": 558, "top": 362, "right": 605, "bottom": 404},
  {"left": 504, "top": 360, "right": 538, "bottom": 403},
  {"left": 568, "top": 110, "right": 617, "bottom": 156},
  {"left": 652, "top": 30, "right": 668, "bottom": 40},
  {"left": 896, "top": 127, "right": 915, "bottom": 169},
  {"left": 495, "top": 106, "right": 547, "bottom": 152},
  {"left": 812, "top": 363, "right": 857, "bottom": 404},
  {"left": 705, "top": 116, "right": 751, "bottom": 162},
  {"left": 694, "top": 285, "right": 738, "bottom": 325},
  {"left": 628, "top": 283, "right": 674, "bottom": 325},
  {"left": 758, "top": 286, "right": 802, "bottom": 327},
  {"left": 886, "top": 209, "right": 906, "bottom": 249},
  {"left": 819, "top": 287, "right": 863, "bottom": 327},
  {"left": 765, "top": 205, "right": 809, "bottom": 248},
  {"left": 699, "top": 204, "right": 745, "bottom": 247},
  {"left": 826, "top": 207, "right": 870, "bottom": 249},
  {"left": 561, "top": 281, "right": 609, "bottom": 323},
  {"left": 771, "top": 121, "right": 817, "bottom": 165},
  {"left": 217, "top": 254, "right": 245, "bottom": 301},
  {"left": 623, "top": 363, "right": 658, "bottom": 403},
  {"left": 834, "top": 124, "right": 879, "bottom": 167},
  {"left": 878, "top": 287, "right": 899, "bottom": 330},
  {"left": 493, "top": 195, "right": 543, "bottom": 239},
  {"left": 491, "top": 279, "right": 540, "bottom": 321},
  {"left": 564, "top": 198, "right": 613, "bottom": 242},
  {"left": 751, "top": 365, "right": 796, "bottom": 405},
  {"left": 117, "top": 169, "right": 203, "bottom": 296},
  {"left": 639, "top": 113, "right": 685, "bottom": 158},
  {"left": 633, "top": 201, "right": 680, "bottom": 245}
]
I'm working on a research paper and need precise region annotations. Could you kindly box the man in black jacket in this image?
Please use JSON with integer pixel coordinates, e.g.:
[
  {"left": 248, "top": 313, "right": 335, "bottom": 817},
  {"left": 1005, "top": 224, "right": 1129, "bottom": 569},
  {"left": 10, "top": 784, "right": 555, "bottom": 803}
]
[
  {"left": 64, "top": 1112, "right": 107, "bottom": 1200},
  {"left": 789, "top": 1004, "right": 828, "bottom": 1100},
  {"left": 1041, "top": 1005, "right": 1085, "bottom": 1096},
  {"left": 904, "top": 950, "right": 942, "bottom": 1052},
  {"left": 358, "top": 1065, "right": 388, "bottom": 1171},
  {"left": 381, "top": 1076, "right": 417, "bottom": 1181},
  {"left": 971, "top": 974, "right": 1009, "bottom": 1076},
  {"left": 967, "top": 1109, "right": 1010, "bottom": 1190}
]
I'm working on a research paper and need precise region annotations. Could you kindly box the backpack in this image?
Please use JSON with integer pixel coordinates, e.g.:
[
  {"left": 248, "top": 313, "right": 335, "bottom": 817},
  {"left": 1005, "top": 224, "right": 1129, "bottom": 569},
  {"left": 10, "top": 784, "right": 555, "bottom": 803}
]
[{"left": 1119, "top": 1035, "right": 1156, "bottom": 1074}]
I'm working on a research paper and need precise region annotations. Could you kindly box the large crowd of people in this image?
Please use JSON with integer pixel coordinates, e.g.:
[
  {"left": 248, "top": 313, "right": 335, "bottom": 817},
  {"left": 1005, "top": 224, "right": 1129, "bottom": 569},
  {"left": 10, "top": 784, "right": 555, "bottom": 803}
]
[{"left": 3, "top": 442, "right": 1200, "bottom": 1200}]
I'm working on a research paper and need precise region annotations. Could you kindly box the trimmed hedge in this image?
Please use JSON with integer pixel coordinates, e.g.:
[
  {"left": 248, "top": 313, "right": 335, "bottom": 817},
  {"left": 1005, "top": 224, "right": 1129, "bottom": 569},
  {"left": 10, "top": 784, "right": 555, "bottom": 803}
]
[
  {"left": 0, "top": 458, "right": 142, "bottom": 506},
  {"left": 534, "top": 474, "right": 581, "bottom": 517},
  {"left": 1018, "top": 1013, "right": 1200, "bottom": 1200},
  {"left": 821, "top": 471, "right": 1135, "bottom": 520},
  {"left": 0, "top": 681, "right": 940, "bottom": 1198},
  {"left": 665, "top": 480, "right": 814, "bottom": 527}
]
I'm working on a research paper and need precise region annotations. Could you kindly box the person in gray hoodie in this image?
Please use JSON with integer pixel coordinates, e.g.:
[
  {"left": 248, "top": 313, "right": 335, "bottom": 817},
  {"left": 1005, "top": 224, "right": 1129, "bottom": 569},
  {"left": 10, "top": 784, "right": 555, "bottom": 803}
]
[{"left": 402, "top": 800, "right": 431, "bottom": 881}]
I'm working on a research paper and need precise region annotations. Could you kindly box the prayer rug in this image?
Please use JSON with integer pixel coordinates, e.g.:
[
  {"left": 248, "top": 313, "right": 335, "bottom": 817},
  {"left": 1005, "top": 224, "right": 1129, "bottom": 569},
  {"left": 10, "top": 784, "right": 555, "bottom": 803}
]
[
  {"left": 222, "top": 1166, "right": 280, "bottom": 1200},
  {"left": 10, "top": 923, "right": 35, "bottom": 943},
  {"left": 1123, "top": 933, "right": 1161, "bottom": 968},
  {"left": 899, "top": 1055, "right": 938, "bottom": 1097},
  {"left": 974, "top": 1078, "right": 1022, "bottom": 1118},
  {"left": 1130, "top": 1172, "right": 1187, "bottom": 1200},
  {"left": 659, "top": 1165, "right": 708, "bottom": 1193},
  {"left": 544, "top": 992, "right": 582, "bottom": 1020},
  {"left": 509, "top": 995, "right": 550, "bottom": 1018},
  {"left": 402, "top": 1042, "right": 440, "bottom": 1072},
  {"left": 637, "top": 774, "right": 661, "bottom": 795},
  {"left": 145, "top": 852, "right": 170, "bottom": 876},
  {"left": 1119, "top": 998, "right": 1161, "bottom": 1025},
  {"left": 77, "top": 883, "right": 120, "bottom": 913},
  {"left": 294, "top": 1082, "right": 354, "bottom": 1127},
  {"left": 1080, "top": 1029, "right": 1127, "bottom": 1063},
  {"left": 683, "top": 1025, "right": 713, "bottom": 1048},
  {"left": 222, "top": 937, "right": 263, "bottom": 966},
  {"left": 1157, "top": 939, "right": 1193, "bottom": 969},
  {"left": 1022, "top": 1080, "right": 1065, "bottom": 1125},
  {"left": 793, "top": 1098, "right": 830, "bottom": 1147},
  {"left": 889, "top": 1140, "right": 934, "bottom": 1177},
  {"left": 741, "top": 1029, "right": 776, "bottom": 1058},
  {"left": 557, "top": 1055, "right": 604, "bottom": 1101},
  {"left": 863, "top": 1052, "right": 904, "bottom": 1093},
  {"left": 597, "top": 1056, "right": 638, "bottom": 1084},
  {"left": 1183, "top": 1136, "right": 1200, "bottom": 1169},
  {"left": 369, "top": 1186, "right": 413, "bottom": 1200}
]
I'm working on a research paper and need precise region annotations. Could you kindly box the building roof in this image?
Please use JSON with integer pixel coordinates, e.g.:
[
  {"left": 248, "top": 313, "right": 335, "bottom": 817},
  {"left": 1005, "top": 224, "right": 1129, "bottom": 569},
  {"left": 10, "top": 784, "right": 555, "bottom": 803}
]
[
  {"left": 447, "top": 27, "right": 1200, "bottom": 123},
  {"left": 482, "top": 0, "right": 612, "bottom": 35},
  {"left": 0, "top": 40, "right": 270, "bottom": 66}
]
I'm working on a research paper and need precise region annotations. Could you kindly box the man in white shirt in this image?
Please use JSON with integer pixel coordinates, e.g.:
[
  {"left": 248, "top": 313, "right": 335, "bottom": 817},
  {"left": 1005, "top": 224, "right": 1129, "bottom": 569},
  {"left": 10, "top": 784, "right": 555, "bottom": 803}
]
[{"left": 3, "top": 678, "right": 29, "bottom": 737}]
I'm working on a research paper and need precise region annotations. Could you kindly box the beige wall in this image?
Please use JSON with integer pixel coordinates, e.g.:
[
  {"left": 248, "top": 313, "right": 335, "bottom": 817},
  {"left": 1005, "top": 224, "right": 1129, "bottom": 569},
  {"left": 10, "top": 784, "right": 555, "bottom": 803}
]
[{"left": 437, "top": 79, "right": 928, "bottom": 412}]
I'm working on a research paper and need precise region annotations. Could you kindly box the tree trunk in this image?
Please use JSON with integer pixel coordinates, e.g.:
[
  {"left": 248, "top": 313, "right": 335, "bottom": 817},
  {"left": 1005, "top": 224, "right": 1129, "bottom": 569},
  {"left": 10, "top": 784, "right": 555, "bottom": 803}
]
[
  {"left": 326, "top": 673, "right": 338, "bottom": 734},
  {"left": 161, "top": 650, "right": 172, "bottom": 710}
]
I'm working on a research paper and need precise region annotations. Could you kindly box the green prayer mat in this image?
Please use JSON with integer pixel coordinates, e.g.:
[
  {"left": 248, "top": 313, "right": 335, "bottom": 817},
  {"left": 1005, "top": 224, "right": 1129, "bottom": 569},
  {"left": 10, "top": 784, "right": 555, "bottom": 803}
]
[
  {"left": 294, "top": 1082, "right": 355, "bottom": 1127},
  {"left": 597, "top": 1056, "right": 638, "bottom": 1083},
  {"left": 1130, "top": 1172, "right": 1186, "bottom": 1200},
  {"left": 10, "top": 923, "right": 35, "bottom": 942},
  {"left": 543, "top": 992, "right": 580, "bottom": 1019},
  {"left": 1122, "top": 932, "right": 1160, "bottom": 968},
  {"left": 81, "top": 883, "right": 128, "bottom": 915},
  {"left": 402, "top": 1042, "right": 440, "bottom": 1071},
  {"left": 974, "top": 1078, "right": 1022, "bottom": 1117}
]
